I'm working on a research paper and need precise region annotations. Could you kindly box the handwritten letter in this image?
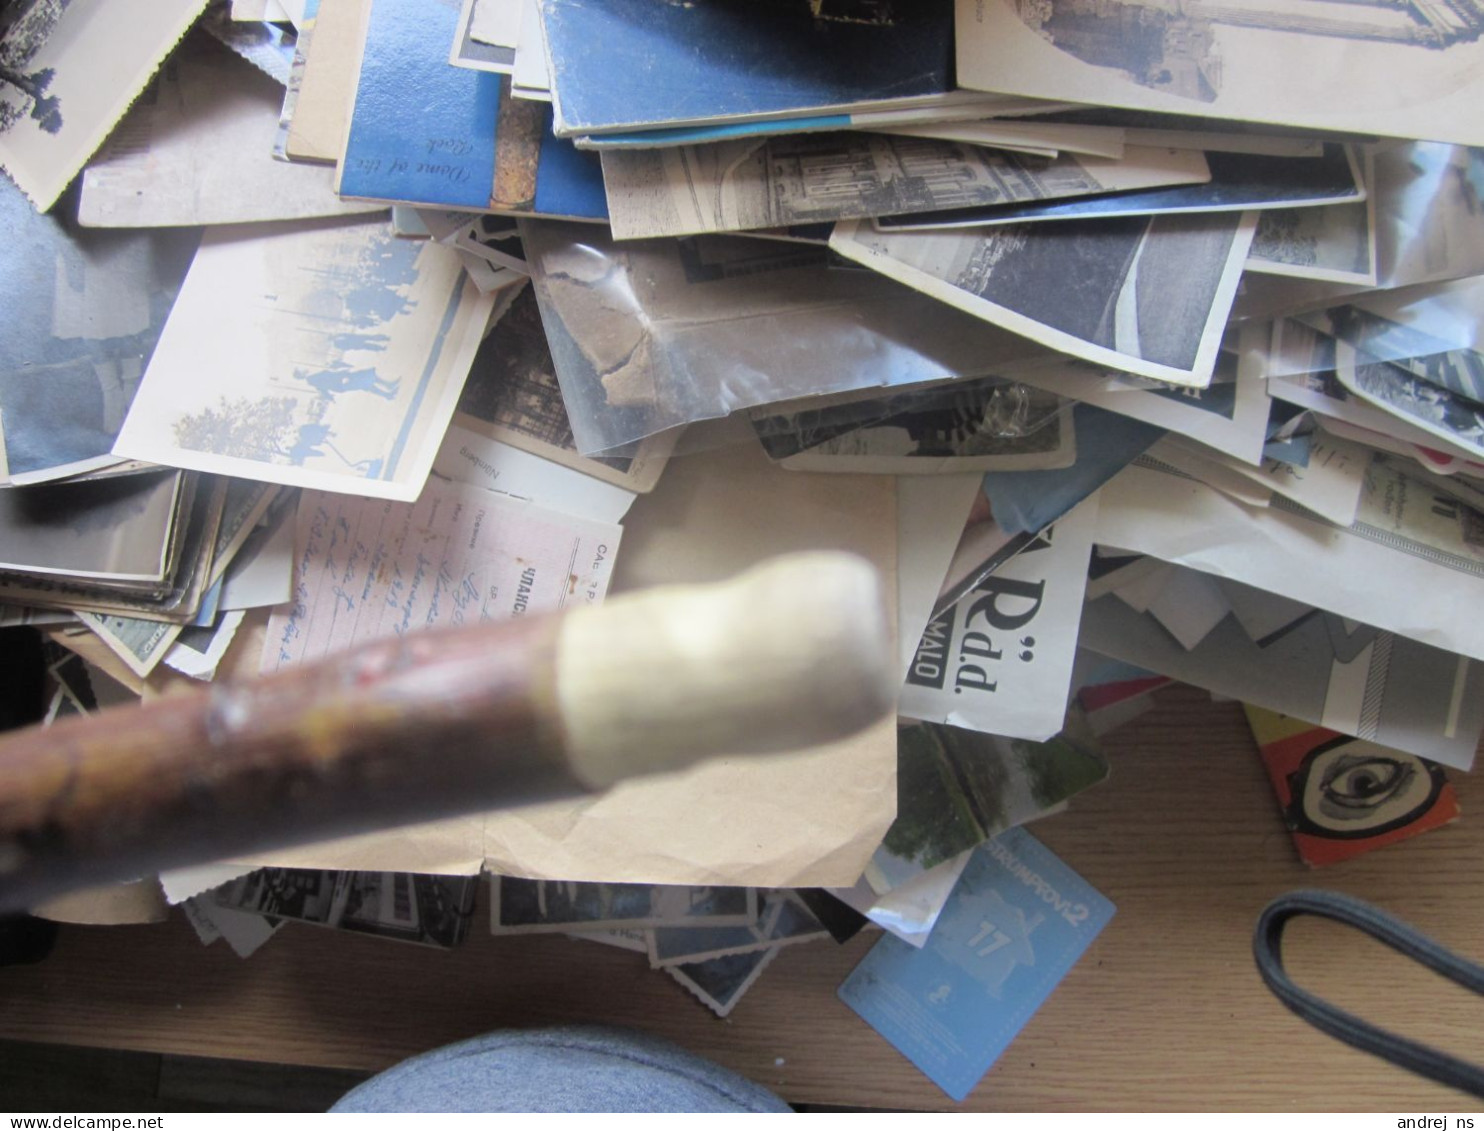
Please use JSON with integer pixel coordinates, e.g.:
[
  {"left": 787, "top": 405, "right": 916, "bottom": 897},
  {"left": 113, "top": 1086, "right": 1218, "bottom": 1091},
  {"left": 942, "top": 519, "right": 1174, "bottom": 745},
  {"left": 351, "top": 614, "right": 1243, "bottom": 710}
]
[{"left": 264, "top": 476, "right": 620, "bottom": 671}]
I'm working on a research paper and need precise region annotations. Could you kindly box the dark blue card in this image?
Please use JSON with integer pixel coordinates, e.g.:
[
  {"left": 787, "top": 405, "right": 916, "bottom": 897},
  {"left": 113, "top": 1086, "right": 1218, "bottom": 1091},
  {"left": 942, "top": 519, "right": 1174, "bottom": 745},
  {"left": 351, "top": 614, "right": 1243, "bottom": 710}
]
[{"left": 541, "top": 0, "right": 954, "bottom": 134}]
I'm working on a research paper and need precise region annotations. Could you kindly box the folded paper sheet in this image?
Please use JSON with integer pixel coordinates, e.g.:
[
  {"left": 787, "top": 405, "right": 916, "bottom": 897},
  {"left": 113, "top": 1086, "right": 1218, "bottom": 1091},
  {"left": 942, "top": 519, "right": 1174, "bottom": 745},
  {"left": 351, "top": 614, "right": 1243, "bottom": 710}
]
[{"left": 481, "top": 432, "right": 899, "bottom": 887}]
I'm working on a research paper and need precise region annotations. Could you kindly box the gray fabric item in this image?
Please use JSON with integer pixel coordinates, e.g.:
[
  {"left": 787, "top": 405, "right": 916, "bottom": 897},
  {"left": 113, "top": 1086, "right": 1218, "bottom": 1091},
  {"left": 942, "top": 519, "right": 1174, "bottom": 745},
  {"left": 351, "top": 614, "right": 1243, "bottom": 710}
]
[{"left": 330, "top": 1025, "right": 794, "bottom": 1113}]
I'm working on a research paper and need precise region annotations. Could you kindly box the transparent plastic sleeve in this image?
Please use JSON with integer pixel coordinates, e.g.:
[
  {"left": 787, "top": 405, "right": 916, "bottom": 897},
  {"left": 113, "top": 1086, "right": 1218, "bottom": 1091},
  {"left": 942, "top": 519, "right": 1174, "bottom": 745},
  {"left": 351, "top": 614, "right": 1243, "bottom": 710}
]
[
  {"left": 1374, "top": 142, "right": 1484, "bottom": 290},
  {"left": 519, "top": 220, "right": 1047, "bottom": 456}
]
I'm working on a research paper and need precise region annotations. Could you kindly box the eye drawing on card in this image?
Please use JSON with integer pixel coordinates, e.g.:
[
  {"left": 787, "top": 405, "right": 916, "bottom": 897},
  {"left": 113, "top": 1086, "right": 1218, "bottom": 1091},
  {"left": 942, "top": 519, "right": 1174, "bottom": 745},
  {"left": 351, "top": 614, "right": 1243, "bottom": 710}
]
[{"left": 1285, "top": 737, "right": 1447, "bottom": 841}]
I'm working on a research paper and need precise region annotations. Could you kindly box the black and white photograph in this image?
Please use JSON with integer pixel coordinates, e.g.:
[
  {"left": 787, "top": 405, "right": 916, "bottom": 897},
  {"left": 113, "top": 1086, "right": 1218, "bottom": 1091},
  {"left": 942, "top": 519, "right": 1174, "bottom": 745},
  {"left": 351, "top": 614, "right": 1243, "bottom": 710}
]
[
  {"left": 491, "top": 878, "right": 758, "bottom": 933},
  {"left": 1010, "top": 341, "right": 1272, "bottom": 466},
  {"left": 1334, "top": 340, "right": 1484, "bottom": 459},
  {"left": 0, "top": 468, "right": 183, "bottom": 582},
  {"left": 665, "top": 944, "right": 782, "bottom": 1019},
  {"left": 830, "top": 209, "right": 1254, "bottom": 386},
  {"left": 955, "top": 0, "right": 1484, "bottom": 148},
  {"left": 0, "top": 0, "right": 71, "bottom": 137},
  {"left": 565, "top": 927, "right": 651, "bottom": 954},
  {"left": 0, "top": 476, "right": 217, "bottom": 626},
  {"left": 210, "top": 868, "right": 478, "bottom": 949},
  {"left": 599, "top": 130, "right": 1210, "bottom": 240},
  {"left": 875, "top": 144, "right": 1363, "bottom": 231},
  {"left": 750, "top": 377, "right": 1075, "bottom": 473},
  {"left": 337, "top": 872, "right": 479, "bottom": 949},
  {"left": 211, "top": 867, "right": 337, "bottom": 924},
  {"left": 162, "top": 607, "right": 246, "bottom": 680},
  {"left": 0, "top": 0, "right": 210, "bottom": 210},
  {"left": 1302, "top": 302, "right": 1484, "bottom": 405},
  {"left": 1248, "top": 199, "right": 1377, "bottom": 287},
  {"left": 648, "top": 891, "right": 828, "bottom": 968},
  {"left": 453, "top": 285, "right": 671, "bottom": 492}
]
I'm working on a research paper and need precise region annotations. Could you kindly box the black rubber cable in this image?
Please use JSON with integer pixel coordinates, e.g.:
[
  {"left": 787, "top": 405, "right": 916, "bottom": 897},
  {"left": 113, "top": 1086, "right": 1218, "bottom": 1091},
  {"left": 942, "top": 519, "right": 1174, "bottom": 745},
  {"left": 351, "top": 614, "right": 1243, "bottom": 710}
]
[{"left": 1254, "top": 889, "right": 1484, "bottom": 1100}]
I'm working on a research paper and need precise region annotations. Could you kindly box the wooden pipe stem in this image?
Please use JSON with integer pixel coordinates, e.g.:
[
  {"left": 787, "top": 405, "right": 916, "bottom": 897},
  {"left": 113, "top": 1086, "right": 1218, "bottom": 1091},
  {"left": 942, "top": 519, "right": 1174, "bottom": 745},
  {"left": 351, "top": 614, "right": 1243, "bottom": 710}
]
[{"left": 0, "top": 553, "right": 894, "bottom": 912}]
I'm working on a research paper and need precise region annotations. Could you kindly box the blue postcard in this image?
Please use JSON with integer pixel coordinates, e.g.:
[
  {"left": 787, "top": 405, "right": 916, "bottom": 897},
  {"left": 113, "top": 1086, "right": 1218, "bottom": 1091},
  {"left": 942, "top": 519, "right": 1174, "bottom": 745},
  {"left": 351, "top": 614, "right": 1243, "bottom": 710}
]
[
  {"left": 114, "top": 217, "right": 496, "bottom": 502},
  {"left": 839, "top": 828, "right": 1114, "bottom": 1102},
  {"left": 339, "top": 0, "right": 603, "bottom": 218}
]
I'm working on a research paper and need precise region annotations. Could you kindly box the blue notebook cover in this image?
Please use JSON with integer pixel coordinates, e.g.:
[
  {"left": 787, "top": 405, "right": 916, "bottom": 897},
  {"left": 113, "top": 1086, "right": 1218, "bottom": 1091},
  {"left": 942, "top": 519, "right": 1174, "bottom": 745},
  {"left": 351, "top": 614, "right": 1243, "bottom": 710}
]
[
  {"left": 340, "top": 0, "right": 604, "bottom": 218},
  {"left": 839, "top": 828, "right": 1114, "bottom": 1102},
  {"left": 541, "top": 0, "right": 955, "bottom": 135}
]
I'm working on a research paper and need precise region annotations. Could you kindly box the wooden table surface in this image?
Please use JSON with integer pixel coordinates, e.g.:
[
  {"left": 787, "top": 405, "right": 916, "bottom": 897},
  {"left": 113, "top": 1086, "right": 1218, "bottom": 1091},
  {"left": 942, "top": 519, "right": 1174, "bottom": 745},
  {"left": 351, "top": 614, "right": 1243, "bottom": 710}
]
[{"left": 1, "top": 685, "right": 1480, "bottom": 1111}]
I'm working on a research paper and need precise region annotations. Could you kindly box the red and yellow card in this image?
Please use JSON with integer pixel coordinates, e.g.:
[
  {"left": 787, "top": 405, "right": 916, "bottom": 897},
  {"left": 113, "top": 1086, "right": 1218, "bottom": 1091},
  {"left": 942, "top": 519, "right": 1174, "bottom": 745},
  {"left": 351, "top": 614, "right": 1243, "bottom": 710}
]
[{"left": 1243, "top": 705, "right": 1460, "bottom": 867}]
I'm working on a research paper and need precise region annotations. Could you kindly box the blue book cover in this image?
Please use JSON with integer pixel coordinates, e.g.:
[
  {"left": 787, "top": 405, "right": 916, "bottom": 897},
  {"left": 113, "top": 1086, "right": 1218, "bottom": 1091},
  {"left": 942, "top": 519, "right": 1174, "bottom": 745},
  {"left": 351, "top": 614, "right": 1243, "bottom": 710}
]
[
  {"left": 839, "top": 828, "right": 1114, "bottom": 1102},
  {"left": 340, "top": 0, "right": 603, "bottom": 218},
  {"left": 541, "top": 0, "right": 955, "bottom": 135},
  {"left": 0, "top": 176, "right": 199, "bottom": 483}
]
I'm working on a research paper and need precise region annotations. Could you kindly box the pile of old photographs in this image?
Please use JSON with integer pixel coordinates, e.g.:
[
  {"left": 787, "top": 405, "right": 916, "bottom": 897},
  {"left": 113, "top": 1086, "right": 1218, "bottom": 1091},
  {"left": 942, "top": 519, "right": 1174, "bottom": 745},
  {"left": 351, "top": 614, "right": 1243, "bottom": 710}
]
[{"left": 4, "top": 0, "right": 1484, "bottom": 1063}]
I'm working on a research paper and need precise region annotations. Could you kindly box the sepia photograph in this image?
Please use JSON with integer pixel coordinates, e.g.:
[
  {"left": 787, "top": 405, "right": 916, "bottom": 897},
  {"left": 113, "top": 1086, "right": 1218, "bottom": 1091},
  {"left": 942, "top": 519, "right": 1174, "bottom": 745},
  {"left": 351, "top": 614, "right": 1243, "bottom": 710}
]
[
  {"left": 0, "top": 0, "right": 209, "bottom": 210},
  {"left": 955, "top": 0, "right": 1484, "bottom": 147},
  {"left": 831, "top": 209, "right": 1254, "bottom": 386}
]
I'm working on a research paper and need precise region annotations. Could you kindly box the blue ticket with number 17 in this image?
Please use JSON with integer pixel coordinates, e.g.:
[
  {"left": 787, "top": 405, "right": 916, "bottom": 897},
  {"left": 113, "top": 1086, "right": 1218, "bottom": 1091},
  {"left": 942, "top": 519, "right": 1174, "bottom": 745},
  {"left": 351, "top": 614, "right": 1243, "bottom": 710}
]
[{"left": 838, "top": 827, "right": 1114, "bottom": 1102}]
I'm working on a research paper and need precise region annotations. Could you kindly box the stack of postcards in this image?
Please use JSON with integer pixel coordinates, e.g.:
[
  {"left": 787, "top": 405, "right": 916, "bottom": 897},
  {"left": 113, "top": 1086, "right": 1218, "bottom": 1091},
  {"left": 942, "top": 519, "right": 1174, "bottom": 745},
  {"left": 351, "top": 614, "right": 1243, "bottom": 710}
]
[{"left": 2, "top": 0, "right": 1481, "bottom": 1100}]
